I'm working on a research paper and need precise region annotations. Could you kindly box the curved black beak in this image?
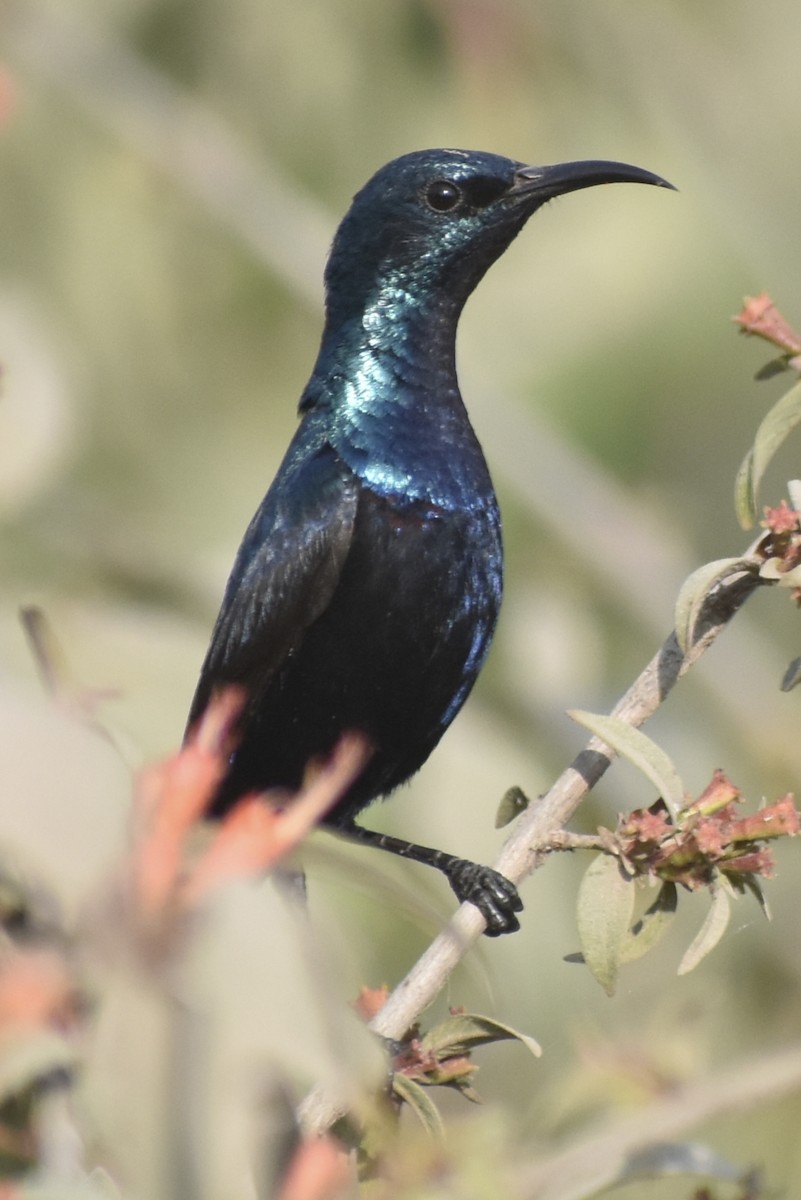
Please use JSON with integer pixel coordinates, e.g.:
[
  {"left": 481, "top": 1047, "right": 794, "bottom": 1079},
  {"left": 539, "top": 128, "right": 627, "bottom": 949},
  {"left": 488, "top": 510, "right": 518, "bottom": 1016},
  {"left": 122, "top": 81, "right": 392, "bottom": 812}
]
[{"left": 510, "top": 159, "right": 676, "bottom": 204}]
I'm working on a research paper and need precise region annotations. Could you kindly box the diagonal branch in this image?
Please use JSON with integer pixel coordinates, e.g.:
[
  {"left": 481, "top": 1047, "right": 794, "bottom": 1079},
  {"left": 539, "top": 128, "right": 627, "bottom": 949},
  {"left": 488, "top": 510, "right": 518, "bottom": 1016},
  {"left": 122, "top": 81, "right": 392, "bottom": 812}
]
[{"left": 300, "top": 565, "right": 762, "bottom": 1132}]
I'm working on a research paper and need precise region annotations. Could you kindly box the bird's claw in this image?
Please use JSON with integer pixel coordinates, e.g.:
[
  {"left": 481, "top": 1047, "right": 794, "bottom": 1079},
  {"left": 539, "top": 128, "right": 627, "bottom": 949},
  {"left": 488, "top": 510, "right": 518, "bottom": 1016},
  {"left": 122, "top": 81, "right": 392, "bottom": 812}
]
[{"left": 445, "top": 859, "right": 523, "bottom": 936}]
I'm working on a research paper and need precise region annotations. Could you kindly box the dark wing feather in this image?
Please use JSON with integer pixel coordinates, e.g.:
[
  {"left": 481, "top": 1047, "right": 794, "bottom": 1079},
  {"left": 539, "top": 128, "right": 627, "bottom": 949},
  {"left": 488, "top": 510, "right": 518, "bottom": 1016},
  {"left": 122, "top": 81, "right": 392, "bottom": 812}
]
[{"left": 186, "top": 442, "right": 359, "bottom": 734}]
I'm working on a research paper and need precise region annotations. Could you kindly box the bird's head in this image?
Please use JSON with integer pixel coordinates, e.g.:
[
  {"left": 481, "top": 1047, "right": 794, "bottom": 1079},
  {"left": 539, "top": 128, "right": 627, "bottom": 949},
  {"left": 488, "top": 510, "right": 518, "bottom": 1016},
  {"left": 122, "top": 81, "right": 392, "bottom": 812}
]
[{"left": 323, "top": 148, "right": 673, "bottom": 327}]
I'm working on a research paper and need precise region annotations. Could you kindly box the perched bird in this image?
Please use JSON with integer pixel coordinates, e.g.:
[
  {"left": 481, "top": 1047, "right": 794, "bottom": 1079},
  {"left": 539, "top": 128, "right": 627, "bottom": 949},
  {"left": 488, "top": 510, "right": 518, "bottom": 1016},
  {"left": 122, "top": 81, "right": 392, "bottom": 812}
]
[{"left": 187, "top": 149, "right": 672, "bottom": 935}]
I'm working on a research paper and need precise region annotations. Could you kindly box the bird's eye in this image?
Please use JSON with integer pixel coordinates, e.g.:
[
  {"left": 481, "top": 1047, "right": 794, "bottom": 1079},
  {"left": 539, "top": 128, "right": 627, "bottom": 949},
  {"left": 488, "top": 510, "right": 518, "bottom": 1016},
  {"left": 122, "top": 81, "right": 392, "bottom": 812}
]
[{"left": 424, "top": 179, "right": 462, "bottom": 213}]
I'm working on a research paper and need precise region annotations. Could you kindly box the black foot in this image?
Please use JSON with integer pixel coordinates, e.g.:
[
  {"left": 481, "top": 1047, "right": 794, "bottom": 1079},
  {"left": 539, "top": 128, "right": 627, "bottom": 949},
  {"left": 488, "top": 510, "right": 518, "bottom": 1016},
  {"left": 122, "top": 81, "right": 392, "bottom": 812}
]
[
  {"left": 444, "top": 859, "right": 523, "bottom": 936},
  {"left": 330, "top": 822, "right": 524, "bottom": 937}
]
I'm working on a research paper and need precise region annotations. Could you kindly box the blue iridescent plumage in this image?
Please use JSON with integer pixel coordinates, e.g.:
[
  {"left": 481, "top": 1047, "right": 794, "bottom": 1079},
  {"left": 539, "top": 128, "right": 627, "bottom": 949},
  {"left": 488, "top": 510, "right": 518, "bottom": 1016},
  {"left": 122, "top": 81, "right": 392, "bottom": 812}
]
[{"left": 187, "top": 148, "right": 672, "bottom": 934}]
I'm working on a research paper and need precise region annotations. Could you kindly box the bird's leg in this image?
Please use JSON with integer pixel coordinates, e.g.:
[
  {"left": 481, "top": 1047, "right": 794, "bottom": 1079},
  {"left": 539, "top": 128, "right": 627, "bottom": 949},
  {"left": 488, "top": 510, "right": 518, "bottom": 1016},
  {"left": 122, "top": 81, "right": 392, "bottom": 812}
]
[{"left": 334, "top": 822, "right": 522, "bottom": 936}]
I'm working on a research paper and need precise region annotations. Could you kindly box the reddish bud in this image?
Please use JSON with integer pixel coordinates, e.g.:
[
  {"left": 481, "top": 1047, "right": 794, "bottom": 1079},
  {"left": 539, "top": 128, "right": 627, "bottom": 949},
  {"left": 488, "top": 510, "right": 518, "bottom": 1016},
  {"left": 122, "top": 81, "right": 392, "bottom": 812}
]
[
  {"left": 762, "top": 501, "right": 801, "bottom": 536},
  {"left": 686, "top": 769, "right": 740, "bottom": 816},
  {"left": 733, "top": 292, "right": 801, "bottom": 355},
  {"left": 691, "top": 822, "right": 727, "bottom": 857},
  {"left": 723, "top": 849, "right": 775, "bottom": 879},
  {"left": 728, "top": 795, "right": 799, "bottom": 842}
]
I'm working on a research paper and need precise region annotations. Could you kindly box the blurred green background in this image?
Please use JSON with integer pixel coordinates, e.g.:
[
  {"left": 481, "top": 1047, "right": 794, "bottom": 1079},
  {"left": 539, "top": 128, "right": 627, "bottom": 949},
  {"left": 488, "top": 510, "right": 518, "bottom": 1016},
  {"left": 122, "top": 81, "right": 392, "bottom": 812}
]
[{"left": 3, "top": 0, "right": 801, "bottom": 1191}]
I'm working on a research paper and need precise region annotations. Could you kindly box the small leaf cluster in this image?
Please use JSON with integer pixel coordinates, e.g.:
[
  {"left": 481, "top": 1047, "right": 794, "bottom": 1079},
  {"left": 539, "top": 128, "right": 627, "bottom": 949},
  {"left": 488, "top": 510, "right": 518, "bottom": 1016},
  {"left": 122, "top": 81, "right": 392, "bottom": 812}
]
[
  {"left": 759, "top": 501, "right": 801, "bottom": 597},
  {"left": 673, "top": 501, "right": 801, "bottom": 663},
  {"left": 393, "top": 1010, "right": 539, "bottom": 1097},
  {"left": 575, "top": 771, "right": 799, "bottom": 995},
  {"left": 618, "top": 770, "right": 798, "bottom": 891},
  {"left": 732, "top": 293, "right": 801, "bottom": 531},
  {"left": 733, "top": 291, "right": 801, "bottom": 376},
  {"left": 354, "top": 985, "right": 540, "bottom": 1139}
]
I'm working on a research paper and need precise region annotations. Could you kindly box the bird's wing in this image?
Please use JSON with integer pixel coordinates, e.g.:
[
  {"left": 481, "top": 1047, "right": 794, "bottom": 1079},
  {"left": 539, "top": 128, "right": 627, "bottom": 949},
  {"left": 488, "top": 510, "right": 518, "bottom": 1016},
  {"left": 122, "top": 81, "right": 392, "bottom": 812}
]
[{"left": 186, "top": 442, "right": 359, "bottom": 733}]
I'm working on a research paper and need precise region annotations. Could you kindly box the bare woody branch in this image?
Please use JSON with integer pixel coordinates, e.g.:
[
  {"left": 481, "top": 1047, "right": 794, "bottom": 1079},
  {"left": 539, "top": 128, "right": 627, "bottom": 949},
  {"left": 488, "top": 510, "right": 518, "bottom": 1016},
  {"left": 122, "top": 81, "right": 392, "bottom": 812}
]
[{"left": 301, "top": 565, "right": 762, "bottom": 1132}]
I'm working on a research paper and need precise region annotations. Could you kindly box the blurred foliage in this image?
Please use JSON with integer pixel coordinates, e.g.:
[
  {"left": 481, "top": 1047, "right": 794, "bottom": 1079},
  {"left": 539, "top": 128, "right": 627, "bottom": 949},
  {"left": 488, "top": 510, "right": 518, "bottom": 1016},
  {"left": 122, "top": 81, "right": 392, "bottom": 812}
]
[{"left": 3, "top": 0, "right": 801, "bottom": 1195}]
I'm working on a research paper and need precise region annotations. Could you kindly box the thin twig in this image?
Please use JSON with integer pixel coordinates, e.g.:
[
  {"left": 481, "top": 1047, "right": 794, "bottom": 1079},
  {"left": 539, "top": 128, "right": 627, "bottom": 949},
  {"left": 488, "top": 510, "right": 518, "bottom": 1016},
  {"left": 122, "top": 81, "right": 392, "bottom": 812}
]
[
  {"left": 538, "top": 831, "right": 616, "bottom": 854},
  {"left": 514, "top": 1037, "right": 801, "bottom": 1200},
  {"left": 300, "top": 568, "right": 762, "bottom": 1132}
]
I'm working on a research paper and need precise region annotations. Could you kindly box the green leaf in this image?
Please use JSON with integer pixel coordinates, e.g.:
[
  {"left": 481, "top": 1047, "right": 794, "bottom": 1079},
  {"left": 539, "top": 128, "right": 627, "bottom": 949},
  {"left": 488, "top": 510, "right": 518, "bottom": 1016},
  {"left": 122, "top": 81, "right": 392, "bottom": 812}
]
[
  {"left": 674, "top": 557, "right": 757, "bottom": 653},
  {"left": 734, "top": 378, "right": 801, "bottom": 529},
  {"left": 616, "top": 1139, "right": 746, "bottom": 1184},
  {"left": 391, "top": 1074, "right": 445, "bottom": 1139},
  {"left": 420, "top": 1013, "right": 541, "bottom": 1060},
  {"left": 781, "top": 656, "right": 801, "bottom": 692},
  {"left": 619, "top": 881, "right": 678, "bottom": 963},
  {"left": 755, "top": 354, "right": 793, "bottom": 380},
  {"left": 677, "top": 885, "right": 731, "bottom": 975},
  {"left": 495, "top": 786, "right": 530, "bottom": 828},
  {"left": 741, "top": 874, "right": 771, "bottom": 919},
  {"left": 576, "top": 854, "right": 635, "bottom": 996},
  {"left": 567, "top": 710, "right": 685, "bottom": 818}
]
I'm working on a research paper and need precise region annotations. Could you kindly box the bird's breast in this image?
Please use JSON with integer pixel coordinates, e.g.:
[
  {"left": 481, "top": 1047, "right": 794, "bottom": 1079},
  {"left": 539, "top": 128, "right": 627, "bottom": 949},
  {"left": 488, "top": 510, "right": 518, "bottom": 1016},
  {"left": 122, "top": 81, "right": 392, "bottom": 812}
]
[
  {"left": 292, "top": 483, "right": 503, "bottom": 809},
  {"left": 343, "top": 485, "right": 503, "bottom": 687}
]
